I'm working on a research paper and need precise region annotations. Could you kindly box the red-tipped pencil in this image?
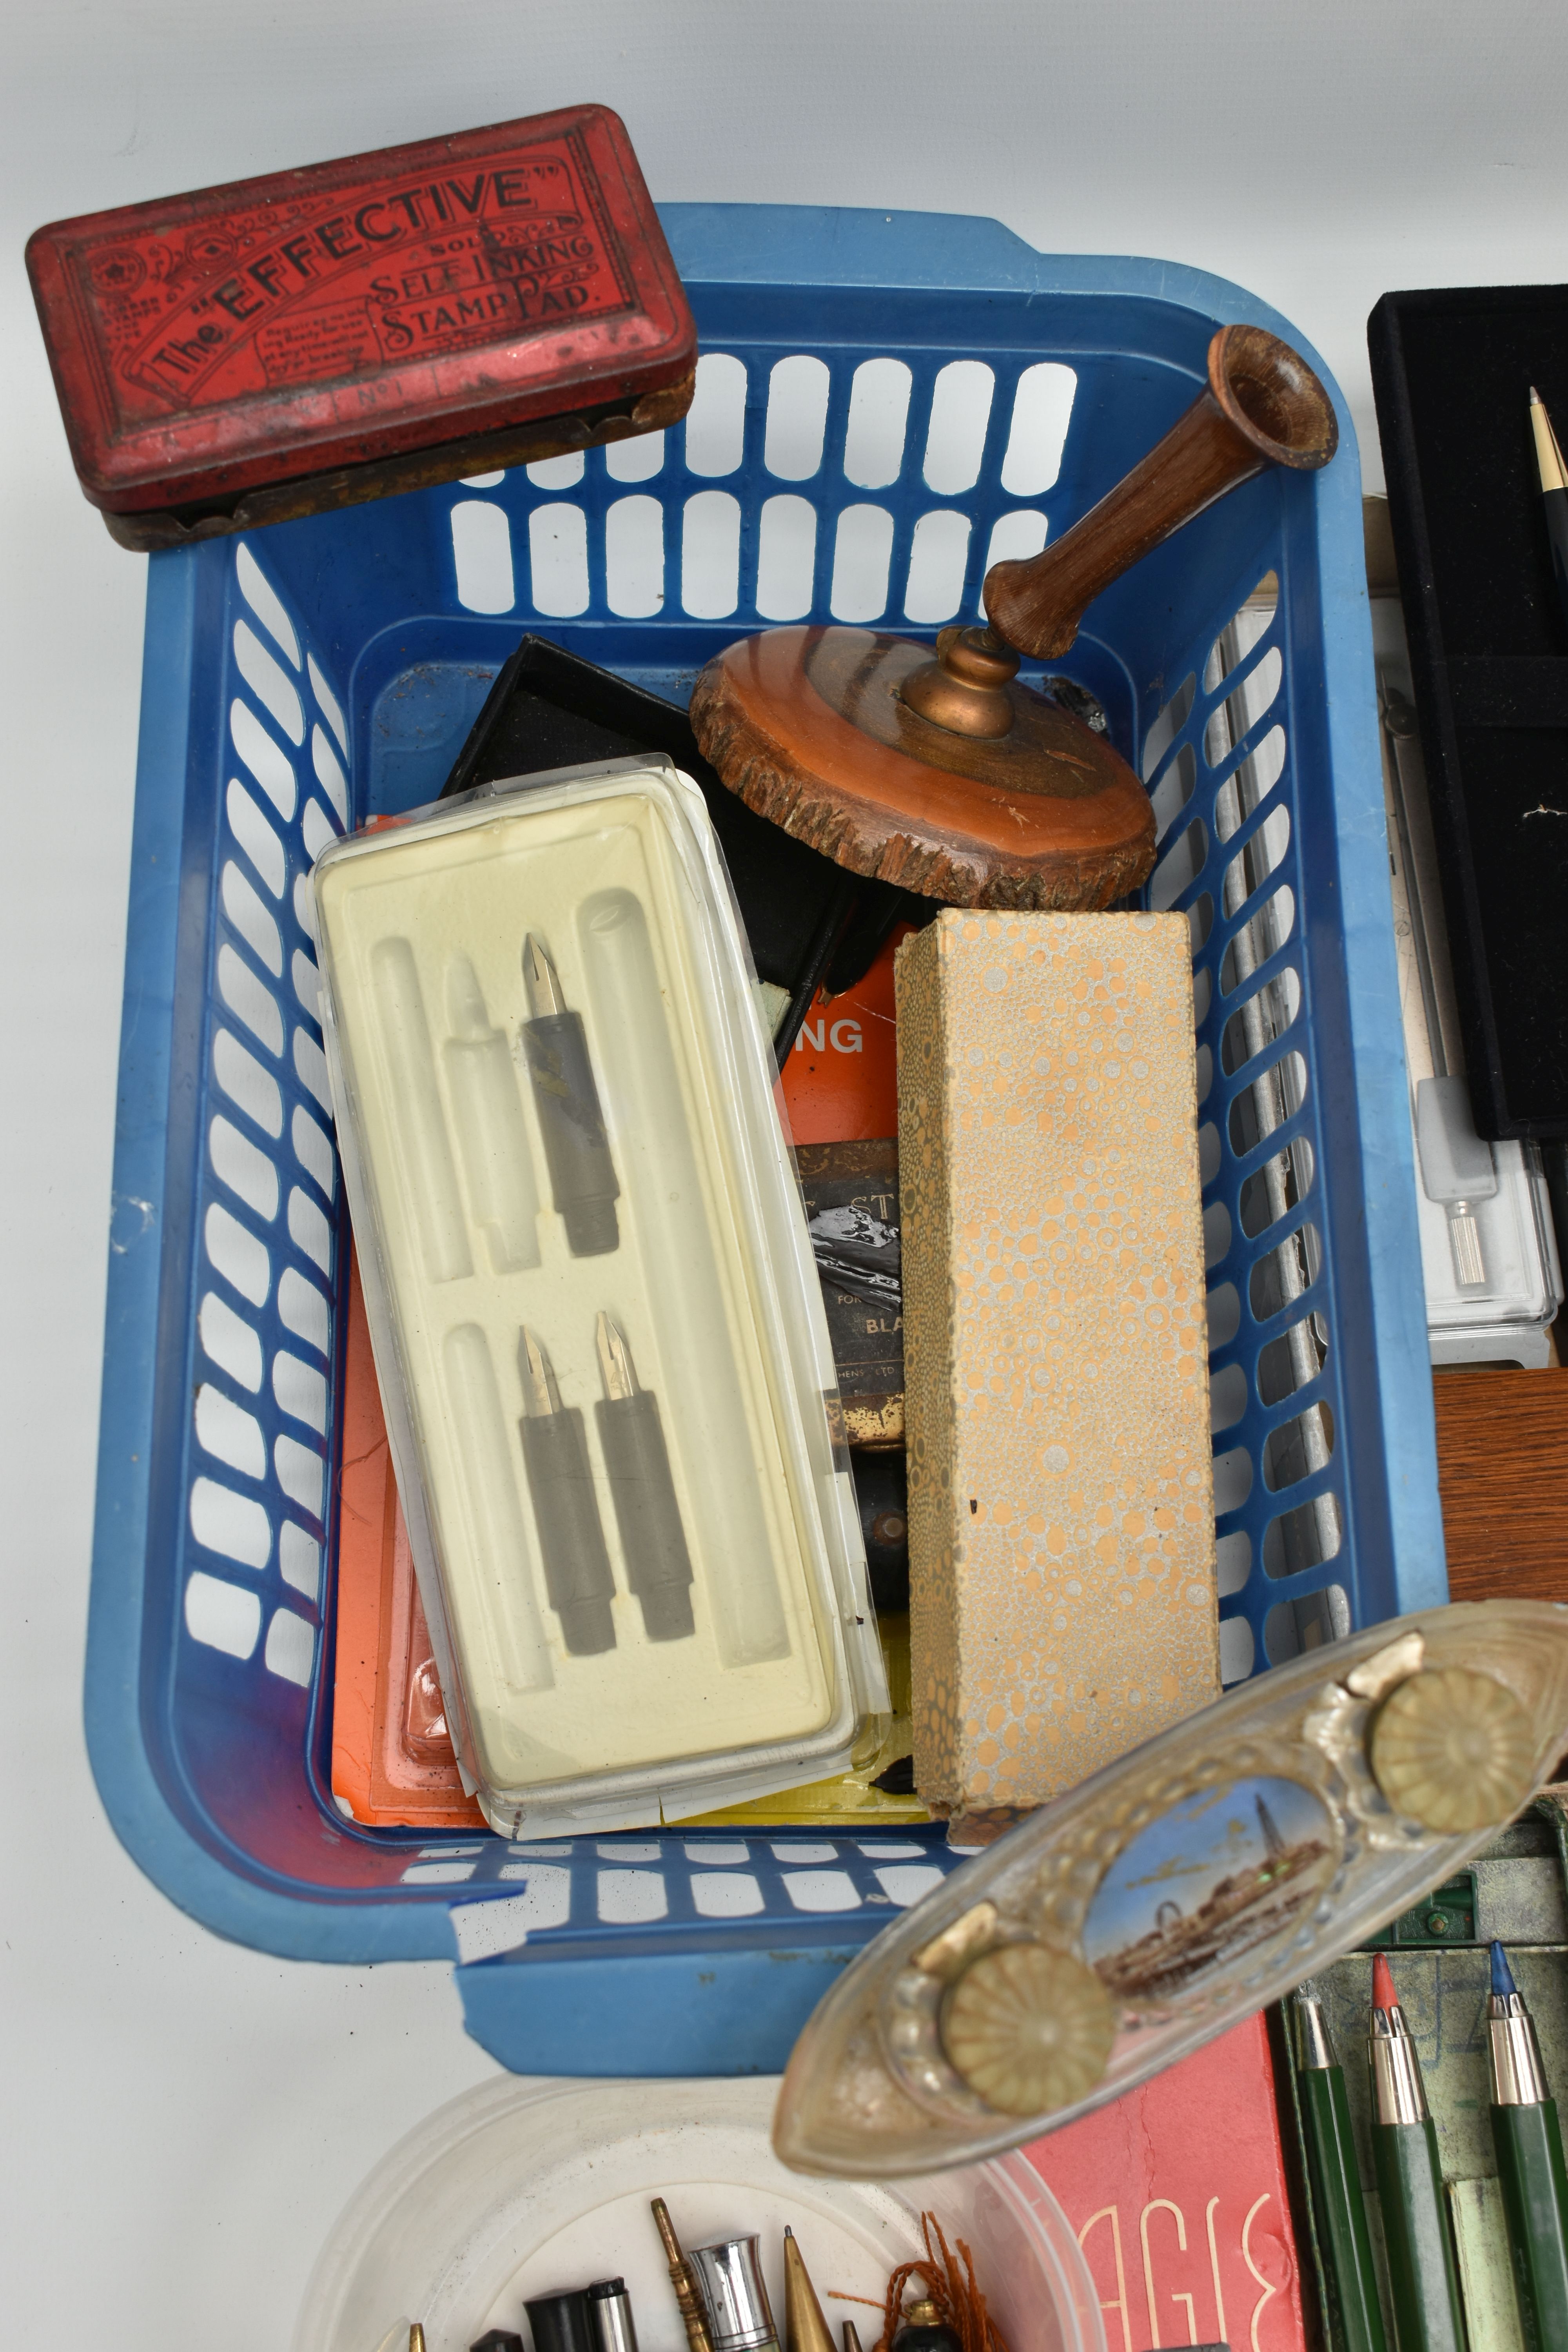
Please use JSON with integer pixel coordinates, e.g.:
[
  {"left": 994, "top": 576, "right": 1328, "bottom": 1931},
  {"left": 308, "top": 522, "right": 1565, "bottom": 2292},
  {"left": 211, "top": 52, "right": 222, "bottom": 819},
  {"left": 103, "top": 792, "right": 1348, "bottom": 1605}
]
[{"left": 1368, "top": 1955, "right": 1466, "bottom": 2350}]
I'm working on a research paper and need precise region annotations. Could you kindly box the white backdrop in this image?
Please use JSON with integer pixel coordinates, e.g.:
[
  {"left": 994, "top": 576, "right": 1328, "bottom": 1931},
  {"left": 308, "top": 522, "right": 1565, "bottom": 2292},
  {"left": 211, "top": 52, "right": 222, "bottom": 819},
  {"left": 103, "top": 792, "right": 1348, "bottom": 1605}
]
[{"left": 5, "top": 3, "right": 1568, "bottom": 2340}]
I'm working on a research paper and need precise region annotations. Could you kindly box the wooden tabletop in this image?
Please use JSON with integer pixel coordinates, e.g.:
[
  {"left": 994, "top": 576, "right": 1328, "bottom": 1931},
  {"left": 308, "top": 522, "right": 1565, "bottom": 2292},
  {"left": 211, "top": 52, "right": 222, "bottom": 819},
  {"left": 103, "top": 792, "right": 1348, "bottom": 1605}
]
[{"left": 1435, "top": 1366, "right": 1568, "bottom": 1600}]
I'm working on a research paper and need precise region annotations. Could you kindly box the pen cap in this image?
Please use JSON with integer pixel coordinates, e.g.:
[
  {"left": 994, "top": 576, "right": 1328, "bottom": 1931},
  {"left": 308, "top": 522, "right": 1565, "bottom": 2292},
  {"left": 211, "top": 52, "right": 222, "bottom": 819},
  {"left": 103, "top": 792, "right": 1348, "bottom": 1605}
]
[
  {"left": 526, "top": 2289, "right": 598, "bottom": 2352},
  {"left": 588, "top": 2279, "right": 640, "bottom": 2352},
  {"left": 689, "top": 2236, "right": 779, "bottom": 2352},
  {"left": 782, "top": 2230, "right": 837, "bottom": 2352}
]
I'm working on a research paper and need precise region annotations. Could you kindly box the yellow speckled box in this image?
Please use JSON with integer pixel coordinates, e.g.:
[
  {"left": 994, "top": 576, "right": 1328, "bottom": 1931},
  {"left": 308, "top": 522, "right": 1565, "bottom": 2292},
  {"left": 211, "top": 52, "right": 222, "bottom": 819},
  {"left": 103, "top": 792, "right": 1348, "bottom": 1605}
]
[{"left": 896, "top": 909, "right": 1218, "bottom": 1826}]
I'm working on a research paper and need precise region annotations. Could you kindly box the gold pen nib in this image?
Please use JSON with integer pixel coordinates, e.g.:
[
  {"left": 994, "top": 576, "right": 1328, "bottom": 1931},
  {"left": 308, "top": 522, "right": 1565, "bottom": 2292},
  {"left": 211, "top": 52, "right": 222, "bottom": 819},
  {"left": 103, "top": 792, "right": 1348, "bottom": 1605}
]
[
  {"left": 1531, "top": 384, "right": 1568, "bottom": 495},
  {"left": 596, "top": 1310, "right": 639, "bottom": 1401},
  {"left": 519, "top": 1324, "right": 563, "bottom": 1417},
  {"left": 523, "top": 931, "right": 567, "bottom": 1019},
  {"left": 409, "top": 2329, "right": 427, "bottom": 2352},
  {"left": 783, "top": 2227, "right": 837, "bottom": 2352}
]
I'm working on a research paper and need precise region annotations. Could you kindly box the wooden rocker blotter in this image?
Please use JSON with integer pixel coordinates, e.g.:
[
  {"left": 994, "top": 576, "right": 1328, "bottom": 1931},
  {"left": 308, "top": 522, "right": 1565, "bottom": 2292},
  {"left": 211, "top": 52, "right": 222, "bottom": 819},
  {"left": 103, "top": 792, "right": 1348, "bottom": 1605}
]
[{"left": 690, "top": 325, "right": 1338, "bottom": 911}]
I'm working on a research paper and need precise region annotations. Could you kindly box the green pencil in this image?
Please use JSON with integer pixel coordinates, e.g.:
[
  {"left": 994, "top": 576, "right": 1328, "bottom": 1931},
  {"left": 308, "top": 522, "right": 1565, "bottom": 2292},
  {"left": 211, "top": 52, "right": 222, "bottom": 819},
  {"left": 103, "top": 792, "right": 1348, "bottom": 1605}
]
[
  {"left": 1488, "top": 1941, "right": 1568, "bottom": 2352},
  {"left": 1295, "top": 1990, "right": 1390, "bottom": 2352},
  {"left": 1369, "top": 1953, "right": 1467, "bottom": 2352}
]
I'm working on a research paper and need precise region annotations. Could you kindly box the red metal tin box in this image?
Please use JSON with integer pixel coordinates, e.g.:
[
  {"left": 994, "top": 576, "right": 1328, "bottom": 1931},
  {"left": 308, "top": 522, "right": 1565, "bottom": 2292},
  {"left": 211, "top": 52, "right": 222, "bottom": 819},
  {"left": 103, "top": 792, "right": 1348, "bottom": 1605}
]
[{"left": 26, "top": 106, "right": 696, "bottom": 548}]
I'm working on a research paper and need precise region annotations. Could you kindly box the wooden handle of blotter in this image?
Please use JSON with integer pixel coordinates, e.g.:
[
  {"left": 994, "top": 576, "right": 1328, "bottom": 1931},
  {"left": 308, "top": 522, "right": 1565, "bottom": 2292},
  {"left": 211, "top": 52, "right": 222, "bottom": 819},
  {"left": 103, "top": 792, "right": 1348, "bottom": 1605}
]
[{"left": 982, "top": 323, "right": 1339, "bottom": 662}]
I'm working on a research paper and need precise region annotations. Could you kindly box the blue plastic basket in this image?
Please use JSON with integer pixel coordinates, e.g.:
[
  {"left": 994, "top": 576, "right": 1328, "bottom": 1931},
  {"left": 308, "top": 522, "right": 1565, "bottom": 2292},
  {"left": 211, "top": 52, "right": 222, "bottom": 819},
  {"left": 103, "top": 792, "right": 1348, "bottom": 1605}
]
[{"left": 86, "top": 204, "right": 1445, "bottom": 2078}]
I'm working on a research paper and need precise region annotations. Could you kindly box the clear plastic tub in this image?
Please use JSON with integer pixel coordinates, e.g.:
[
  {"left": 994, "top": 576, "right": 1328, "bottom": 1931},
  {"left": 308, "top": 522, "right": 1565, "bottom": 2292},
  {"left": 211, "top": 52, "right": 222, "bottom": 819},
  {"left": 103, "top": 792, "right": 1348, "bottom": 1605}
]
[{"left": 292, "top": 2076, "right": 1103, "bottom": 2352}]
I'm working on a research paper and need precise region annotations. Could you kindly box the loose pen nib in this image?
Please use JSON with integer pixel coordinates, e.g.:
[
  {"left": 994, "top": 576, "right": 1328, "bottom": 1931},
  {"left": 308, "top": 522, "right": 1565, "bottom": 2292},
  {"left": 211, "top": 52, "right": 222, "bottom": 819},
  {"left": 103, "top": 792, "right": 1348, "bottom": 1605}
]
[
  {"left": 1372, "top": 1951, "right": 1398, "bottom": 2013},
  {"left": 523, "top": 931, "right": 567, "bottom": 1019},
  {"left": 843, "top": 2327, "right": 864, "bottom": 2352},
  {"left": 409, "top": 2329, "right": 426, "bottom": 2352},
  {"left": 519, "top": 1324, "right": 563, "bottom": 1417},
  {"left": 596, "top": 1310, "right": 639, "bottom": 1401},
  {"left": 1491, "top": 1939, "right": 1519, "bottom": 2000}
]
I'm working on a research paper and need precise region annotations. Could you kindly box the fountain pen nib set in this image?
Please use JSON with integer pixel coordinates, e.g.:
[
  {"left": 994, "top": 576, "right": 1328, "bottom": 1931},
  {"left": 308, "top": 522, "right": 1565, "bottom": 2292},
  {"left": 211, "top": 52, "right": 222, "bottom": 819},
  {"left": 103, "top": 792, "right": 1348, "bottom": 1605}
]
[{"left": 314, "top": 756, "right": 887, "bottom": 1835}]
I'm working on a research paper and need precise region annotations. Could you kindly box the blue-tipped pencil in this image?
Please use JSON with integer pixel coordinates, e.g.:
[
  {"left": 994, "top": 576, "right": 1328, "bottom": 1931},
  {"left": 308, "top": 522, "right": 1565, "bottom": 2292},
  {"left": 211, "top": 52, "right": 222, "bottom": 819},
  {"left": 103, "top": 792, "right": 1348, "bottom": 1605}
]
[{"left": 1487, "top": 1940, "right": 1568, "bottom": 2351}]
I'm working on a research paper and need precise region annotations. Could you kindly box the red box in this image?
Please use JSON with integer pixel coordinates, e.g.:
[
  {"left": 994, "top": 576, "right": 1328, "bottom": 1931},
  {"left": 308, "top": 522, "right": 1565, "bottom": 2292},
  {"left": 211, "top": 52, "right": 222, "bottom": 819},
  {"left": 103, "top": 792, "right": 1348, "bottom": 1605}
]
[
  {"left": 1027, "top": 2014, "right": 1308, "bottom": 2352},
  {"left": 26, "top": 106, "right": 695, "bottom": 546}
]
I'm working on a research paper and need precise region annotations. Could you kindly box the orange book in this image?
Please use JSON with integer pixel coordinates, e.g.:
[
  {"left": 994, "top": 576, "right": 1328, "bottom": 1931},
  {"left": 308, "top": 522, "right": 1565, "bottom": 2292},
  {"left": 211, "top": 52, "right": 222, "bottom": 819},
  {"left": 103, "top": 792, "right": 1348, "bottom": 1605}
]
[
  {"left": 781, "top": 928, "right": 904, "bottom": 1142},
  {"left": 331, "top": 1250, "right": 485, "bottom": 1826}
]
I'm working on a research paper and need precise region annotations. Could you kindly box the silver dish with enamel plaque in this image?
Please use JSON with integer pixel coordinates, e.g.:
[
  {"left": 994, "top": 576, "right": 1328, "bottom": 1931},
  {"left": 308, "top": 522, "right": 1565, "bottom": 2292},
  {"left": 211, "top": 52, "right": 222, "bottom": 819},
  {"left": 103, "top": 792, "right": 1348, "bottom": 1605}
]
[{"left": 772, "top": 1600, "right": 1568, "bottom": 2177}]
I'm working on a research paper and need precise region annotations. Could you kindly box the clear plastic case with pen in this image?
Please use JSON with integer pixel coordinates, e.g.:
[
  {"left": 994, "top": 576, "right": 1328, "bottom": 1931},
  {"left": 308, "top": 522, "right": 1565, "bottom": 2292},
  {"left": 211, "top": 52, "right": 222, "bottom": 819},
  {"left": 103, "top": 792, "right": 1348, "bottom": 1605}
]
[{"left": 313, "top": 755, "right": 888, "bottom": 1837}]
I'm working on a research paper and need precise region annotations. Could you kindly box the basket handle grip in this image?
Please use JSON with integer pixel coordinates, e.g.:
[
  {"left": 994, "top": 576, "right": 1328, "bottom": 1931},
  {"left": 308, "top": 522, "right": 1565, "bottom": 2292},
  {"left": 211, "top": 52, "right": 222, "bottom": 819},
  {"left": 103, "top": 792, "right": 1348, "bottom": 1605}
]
[{"left": 982, "top": 324, "right": 1338, "bottom": 663}]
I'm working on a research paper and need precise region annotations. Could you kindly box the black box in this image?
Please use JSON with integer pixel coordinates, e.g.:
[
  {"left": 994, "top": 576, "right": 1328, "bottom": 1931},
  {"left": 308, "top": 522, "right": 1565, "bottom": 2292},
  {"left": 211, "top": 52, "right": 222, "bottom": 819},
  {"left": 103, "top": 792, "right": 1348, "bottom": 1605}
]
[
  {"left": 1369, "top": 286, "right": 1568, "bottom": 1140},
  {"left": 439, "top": 633, "right": 918, "bottom": 1062}
]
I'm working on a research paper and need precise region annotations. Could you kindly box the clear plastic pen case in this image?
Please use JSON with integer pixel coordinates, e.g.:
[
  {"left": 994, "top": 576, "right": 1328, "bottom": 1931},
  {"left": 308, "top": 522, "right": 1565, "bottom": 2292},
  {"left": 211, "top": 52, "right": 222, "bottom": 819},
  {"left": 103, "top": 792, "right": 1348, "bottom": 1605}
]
[{"left": 313, "top": 757, "right": 887, "bottom": 1836}]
